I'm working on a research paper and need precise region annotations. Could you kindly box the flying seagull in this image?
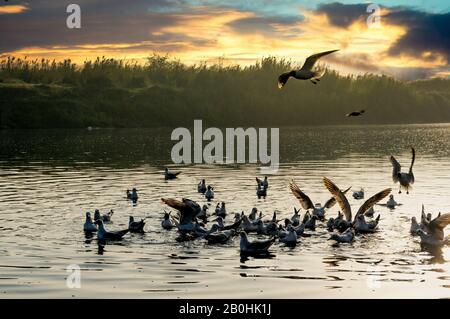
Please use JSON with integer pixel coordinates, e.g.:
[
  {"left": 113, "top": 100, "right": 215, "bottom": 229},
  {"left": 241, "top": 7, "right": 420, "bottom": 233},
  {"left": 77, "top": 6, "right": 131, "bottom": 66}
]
[
  {"left": 323, "top": 177, "right": 391, "bottom": 233},
  {"left": 346, "top": 110, "right": 365, "bottom": 117},
  {"left": 278, "top": 49, "right": 339, "bottom": 88},
  {"left": 390, "top": 147, "right": 415, "bottom": 194}
]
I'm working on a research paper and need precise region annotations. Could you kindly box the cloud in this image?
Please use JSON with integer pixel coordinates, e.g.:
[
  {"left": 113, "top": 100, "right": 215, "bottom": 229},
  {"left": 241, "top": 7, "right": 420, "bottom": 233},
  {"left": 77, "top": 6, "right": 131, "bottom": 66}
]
[
  {"left": 386, "top": 9, "right": 450, "bottom": 62},
  {"left": 227, "top": 15, "right": 303, "bottom": 36},
  {"left": 315, "top": 2, "right": 450, "bottom": 65},
  {"left": 316, "top": 2, "right": 368, "bottom": 28},
  {"left": 0, "top": 5, "right": 28, "bottom": 14}
]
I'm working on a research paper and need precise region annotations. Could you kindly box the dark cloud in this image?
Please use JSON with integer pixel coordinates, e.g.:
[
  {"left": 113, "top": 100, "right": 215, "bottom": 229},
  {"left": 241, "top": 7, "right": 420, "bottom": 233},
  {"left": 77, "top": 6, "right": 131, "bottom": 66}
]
[
  {"left": 316, "top": 2, "right": 450, "bottom": 64},
  {"left": 386, "top": 9, "right": 450, "bottom": 62},
  {"left": 316, "top": 2, "right": 368, "bottom": 28},
  {"left": 0, "top": 0, "right": 208, "bottom": 53}
]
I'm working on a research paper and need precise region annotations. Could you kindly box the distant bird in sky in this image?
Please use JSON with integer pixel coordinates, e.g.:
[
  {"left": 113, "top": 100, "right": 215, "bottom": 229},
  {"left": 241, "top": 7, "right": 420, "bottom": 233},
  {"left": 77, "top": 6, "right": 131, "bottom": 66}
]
[
  {"left": 390, "top": 147, "right": 415, "bottom": 194},
  {"left": 346, "top": 110, "right": 365, "bottom": 117},
  {"left": 278, "top": 49, "right": 339, "bottom": 88}
]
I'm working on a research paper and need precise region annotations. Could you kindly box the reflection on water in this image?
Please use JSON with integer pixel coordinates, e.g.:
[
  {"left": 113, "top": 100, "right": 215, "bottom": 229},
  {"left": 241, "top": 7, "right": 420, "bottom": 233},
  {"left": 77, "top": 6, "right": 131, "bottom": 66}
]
[{"left": 0, "top": 124, "right": 450, "bottom": 298}]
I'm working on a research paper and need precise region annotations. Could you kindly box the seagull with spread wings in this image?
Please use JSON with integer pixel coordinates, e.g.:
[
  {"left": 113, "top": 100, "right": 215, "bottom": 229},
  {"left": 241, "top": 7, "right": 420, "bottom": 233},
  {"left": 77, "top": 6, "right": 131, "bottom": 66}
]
[
  {"left": 390, "top": 147, "right": 415, "bottom": 194},
  {"left": 161, "top": 198, "right": 202, "bottom": 231},
  {"left": 416, "top": 213, "right": 450, "bottom": 245},
  {"left": 278, "top": 49, "right": 339, "bottom": 88},
  {"left": 289, "top": 180, "right": 350, "bottom": 220},
  {"left": 323, "top": 177, "right": 391, "bottom": 233}
]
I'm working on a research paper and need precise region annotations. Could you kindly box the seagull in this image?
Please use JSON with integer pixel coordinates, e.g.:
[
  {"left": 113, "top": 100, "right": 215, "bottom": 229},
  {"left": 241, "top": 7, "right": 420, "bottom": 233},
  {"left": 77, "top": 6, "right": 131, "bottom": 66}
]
[
  {"left": 323, "top": 177, "right": 391, "bottom": 233},
  {"left": 352, "top": 188, "right": 364, "bottom": 200},
  {"left": 241, "top": 215, "right": 260, "bottom": 233},
  {"left": 95, "top": 220, "right": 129, "bottom": 241},
  {"left": 410, "top": 217, "right": 422, "bottom": 235},
  {"left": 346, "top": 110, "right": 365, "bottom": 117},
  {"left": 205, "top": 185, "right": 214, "bottom": 201},
  {"left": 83, "top": 212, "right": 97, "bottom": 232},
  {"left": 390, "top": 147, "right": 415, "bottom": 194},
  {"left": 416, "top": 213, "right": 450, "bottom": 246},
  {"left": 291, "top": 207, "right": 301, "bottom": 226},
  {"left": 213, "top": 216, "right": 242, "bottom": 231},
  {"left": 128, "top": 216, "right": 145, "bottom": 233},
  {"left": 198, "top": 179, "right": 207, "bottom": 193},
  {"left": 353, "top": 214, "right": 381, "bottom": 233},
  {"left": 278, "top": 50, "right": 339, "bottom": 88},
  {"left": 256, "top": 183, "right": 267, "bottom": 199},
  {"left": 165, "top": 168, "right": 181, "bottom": 180},
  {"left": 161, "top": 211, "right": 177, "bottom": 230},
  {"left": 126, "top": 188, "right": 138, "bottom": 201},
  {"left": 256, "top": 176, "right": 269, "bottom": 188},
  {"left": 248, "top": 207, "right": 259, "bottom": 221},
  {"left": 328, "top": 228, "right": 355, "bottom": 244},
  {"left": 386, "top": 195, "right": 399, "bottom": 209},
  {"left": 289, "top": 180, "right": 351, "bottom": 220},
  {"left": 205, "top": 228, "right": 235, "bottom": 244},
  {"left": 302, "top": 212, "right": 318, "bottom": 231},
  {"left": 161, "top": 198, "right": 202, "bottom": 231},
  {"left": 94, "top": 209, "right": 113, "bottom": 223},
  {"left": 279, "top": 226, "right": 298, "bottom": 246},
  {"left": 215, "top": 202, "right": 226, "bottom": 218},
  {"left": 240, "top": 232, "right": 275, "bottom": 254},
  {"left": 364, "top": 206, "right": 375, "bottom": 218}
]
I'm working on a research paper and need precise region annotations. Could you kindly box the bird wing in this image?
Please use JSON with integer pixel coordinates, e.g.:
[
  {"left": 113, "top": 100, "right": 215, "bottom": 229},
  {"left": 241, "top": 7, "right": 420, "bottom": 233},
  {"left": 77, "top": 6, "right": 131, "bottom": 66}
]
[
  {"left": 300, "top": 49, "right": 339, "bottom": 71},
  {"left": 390, "top": 156, "right": 401, "bottom": 183},
  {"left": 289, "top": 180, "right": 314, "bottom": 210},
  {"left": 427, "top": 213, "right": 450, "bottom": 240},
  {"left": 323, "top": 186, "right": 351, "bottom": 209},
  {"left": 409, "top": 147, "right": 415, "bottom": 183},
  {"left": 161, "top": 198, "right": 198, "bottom": 224},
  {"left": 278, "top": 71, "right": 292, "bottom": 89},
  {"left": 355, "top": 188, "right": 392, "bottom": 219},
  {"left": 323, "top": 177, "right": 352, "bottom": 221}
]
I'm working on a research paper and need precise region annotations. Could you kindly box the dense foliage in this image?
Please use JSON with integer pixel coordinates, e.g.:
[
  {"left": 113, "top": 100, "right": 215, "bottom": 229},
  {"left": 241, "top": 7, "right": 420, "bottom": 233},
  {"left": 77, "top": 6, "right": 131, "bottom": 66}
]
[{"left": 1, "top": 55, "right": 449, "bottom": 128}]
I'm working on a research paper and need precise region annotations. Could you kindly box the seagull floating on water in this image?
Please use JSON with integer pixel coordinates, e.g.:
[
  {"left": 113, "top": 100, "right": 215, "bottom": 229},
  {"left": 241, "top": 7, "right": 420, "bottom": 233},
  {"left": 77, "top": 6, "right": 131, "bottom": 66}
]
[
  {"left": 83, "top": 212, "right": 97, "bottom": 232},
  {"left": 416, "top": 213, "right": 450, "bottom": 246},
  {"left": 128, "top": 216, "right": 145, "bottom": 233},
  {"left": 256, "top": 176, "right": 269, "bottom": 188},
  {"left": 240, "top": 231, "right": 275, "bottom": 254},
  {"left": 161, "top": 211, "right": 178, "bottom": 230},
  {"left": 165, "top": 168, "right": 181, "bottom": 180},
  {"left": 205, "top": 228, "right": 235, "bottom": 244},
  {"left": 94, "top": 209, "right": 113, "bottom": 223},
  {"left": 279, "top": 226, "right": 298, "bottom": 246},
  {"left": 126, "top": 188, "right": 138, "bottom": 201},
  {"left": 205, "top": 185, "right": 214, "bottom": 201},
  {"left": 278, "top": 49, "right": 339, "bottom": 88},
  {"left": 289, "top": 180, "right": 350, "bottom": 220},
  {"left": 215, "top": 202, "right": 226, "bottom": 218},
  {"left": 95, "top": 220, "right": 129, "bottom": 241},
  {"left": 390, "top": 147, "right": 415, "bottom": 194},
  {"left": 352, "top": 188, "right": 364, "bottom": 200},
  {"left": 328, "top": 228, "right": 355, "bottom": 244},
  {"left": 198, "top": 179, "right": 207, "bottom": 193}
]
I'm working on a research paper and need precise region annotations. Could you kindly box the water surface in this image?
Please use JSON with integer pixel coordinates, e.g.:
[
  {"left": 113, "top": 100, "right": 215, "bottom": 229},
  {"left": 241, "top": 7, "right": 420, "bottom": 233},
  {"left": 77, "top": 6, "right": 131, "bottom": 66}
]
[{"left": 0, "top": 125, "right": 449, "bottom": 298}]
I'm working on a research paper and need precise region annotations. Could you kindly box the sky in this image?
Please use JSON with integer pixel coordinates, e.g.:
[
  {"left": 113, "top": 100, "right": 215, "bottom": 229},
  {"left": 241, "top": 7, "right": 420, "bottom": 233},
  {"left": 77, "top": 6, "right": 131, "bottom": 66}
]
[{"left": 0, "top": 0, "right": 449, "bottom": 79}]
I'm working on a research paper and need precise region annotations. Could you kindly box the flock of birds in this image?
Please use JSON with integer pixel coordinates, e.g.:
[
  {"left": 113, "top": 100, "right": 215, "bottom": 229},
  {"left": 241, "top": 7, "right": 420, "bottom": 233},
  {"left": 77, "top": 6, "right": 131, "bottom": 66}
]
[{"left": 82, "top": 146, "right": 450, "bottom": 256}]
